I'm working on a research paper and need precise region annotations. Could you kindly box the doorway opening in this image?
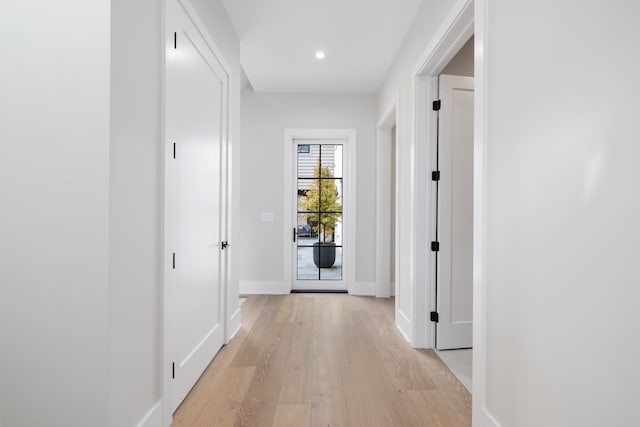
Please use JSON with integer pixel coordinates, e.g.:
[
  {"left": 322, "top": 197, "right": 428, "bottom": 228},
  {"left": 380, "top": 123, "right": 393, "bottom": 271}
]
[
  {"left": 430, "top": 36, "right": 474, "bottom": 391},
  {"left": 411, "top": 1, "right": 492, "bottom": 420},
  {"left": 375, "top": 102, "right": 400, "bottom": 327},
  {"left": 409, "top": 0, "right": 476, "bottom": 402}
]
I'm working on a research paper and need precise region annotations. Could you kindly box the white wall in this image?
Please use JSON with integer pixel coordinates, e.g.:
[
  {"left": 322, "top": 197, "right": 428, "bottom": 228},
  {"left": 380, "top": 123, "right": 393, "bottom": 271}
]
[
  {"left": 109, "top": 0, "right": 163, "bottom": 425},
  {"left": 239, "top": 92, "right": 377, "bottom": 293},
  {"left": 482, "top": 1, "right": 640, "bottom": 426},
  {"left": 0, "top": 1, "right": 111, "bottom": 426},
  {"left": 192, "top": 0, "right": 243, "bottom": 338},
  {"left": 441, "top": 35, "right": 474, "bottom": 77},
  {"left": 0, "top": 1, "right": 241, "bottom": 426},
  {"left": 376, "top": 0, "right": 458, "bottom": 341}
]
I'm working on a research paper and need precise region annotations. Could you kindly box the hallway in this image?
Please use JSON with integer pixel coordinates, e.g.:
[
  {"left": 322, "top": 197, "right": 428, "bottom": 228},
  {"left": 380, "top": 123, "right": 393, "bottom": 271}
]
[{"left": 171, "top": 294, "right": 471, "bottom": 426}]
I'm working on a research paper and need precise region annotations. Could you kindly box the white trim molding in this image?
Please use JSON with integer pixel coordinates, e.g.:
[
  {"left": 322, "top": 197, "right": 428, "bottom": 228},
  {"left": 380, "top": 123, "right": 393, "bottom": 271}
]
[
  {"left": 472, "top": 0, "right": 499, "bottom": 426},
  {"left": 375, "top": 96, "right": 401, "bottom": 300},
  {"left": 239, "top": 280, "right": 290, "bottom": 295},
  {"left": 410, "top": 0, "right": 475, "bottom": 79},
  {"left": 136, "top": 400, "right": 163, "bottom": 427},
  {"left": 349, "top": 281, "right": 376, "bottom": 296},
  {"left": 227, "top": 307, "right": 242, "bottom": 343},
  {"left": 411, "top": 0, "right": 497, "bottom": 425},
  {"left": 283, "top": 129, "right": 357, "bottom": 293},
  {"left": 396, "top": 309, "right": 412, "bottom": 344}
]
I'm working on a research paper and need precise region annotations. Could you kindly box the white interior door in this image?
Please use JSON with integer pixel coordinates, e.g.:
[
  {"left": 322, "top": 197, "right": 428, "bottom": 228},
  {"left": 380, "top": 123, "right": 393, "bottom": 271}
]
[
  {"left": 165, "top": 0, "right": 227, "bottom": 413},
  {"left": 436, "top": 74, "right": 474, "bottom": 350}
]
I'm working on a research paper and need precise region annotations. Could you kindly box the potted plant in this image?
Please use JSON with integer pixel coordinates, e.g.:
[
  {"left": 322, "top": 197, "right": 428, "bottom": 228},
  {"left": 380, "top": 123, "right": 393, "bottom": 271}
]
[{"left": 303, "top": 165, "right": 341, "bottom": 268}]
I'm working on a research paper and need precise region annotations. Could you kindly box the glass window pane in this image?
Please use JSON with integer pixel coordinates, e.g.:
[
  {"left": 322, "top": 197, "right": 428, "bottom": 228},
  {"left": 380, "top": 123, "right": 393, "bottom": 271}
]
[
  {"left": 297, "top": 144, "right": 320, "bottom": 178},
  {"left": 297, "top": 246, "right": 319, "bottom": 280},
  {"left": 337, "top": 179, "right": 342, "bottom": 211},
  {"left": 318, "top": 177, "right": 341, "bottom": 214},
  {"left": 320, "top": 145, "right": 343, "bottom": 179},
  {"left": 317, "top": 213, "right": 342, "bottom": 245},
  {"left": 318, "top": 213, "right": 342, "bottom": 245},
  {"left": 297, "top": 214, "right": 318, "bottom": 244},
  {"left": 297, "top": 179, "right": 318, "bottom": 212},
  {"left": 320, "top": 247, "right": 342, "bottom": 280},
  {"left": 313, "top": 242, "right": 337, "bottom": 270},
  {"left": 295, "top": 142, "right": 346, "bottom": 283}
]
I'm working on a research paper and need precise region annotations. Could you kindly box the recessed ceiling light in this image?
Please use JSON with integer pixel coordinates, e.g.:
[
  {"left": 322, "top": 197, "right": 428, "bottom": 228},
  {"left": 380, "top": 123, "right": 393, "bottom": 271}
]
[{"left": 315, "top": 50, "right": 326, "bottom": 60}]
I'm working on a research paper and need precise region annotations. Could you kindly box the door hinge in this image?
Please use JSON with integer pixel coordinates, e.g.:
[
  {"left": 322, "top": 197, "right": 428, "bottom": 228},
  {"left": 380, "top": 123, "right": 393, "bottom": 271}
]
[
  {"left": 221, "top": 241, "right": 230, "bottom": 250},
  {"left": 430, "top": 311, "right": 439, "bottom": 323},
  {"left": 173, "top": 32, "right": 177, "bottom": 49},
  {"left": 172, "top": 252, "right": 176, "bottom": 269},
  {"left": 172, "top": 362, "right": 175, "bottom": 379},
  {"left": 432, "top": 99, "right": 441, "bottom": 111},
  {"left": 431, "top": 170, "right": 440, "bottom": 181},
  {"left": 431, "top": 241, "right": 440, "bottom": 252}
]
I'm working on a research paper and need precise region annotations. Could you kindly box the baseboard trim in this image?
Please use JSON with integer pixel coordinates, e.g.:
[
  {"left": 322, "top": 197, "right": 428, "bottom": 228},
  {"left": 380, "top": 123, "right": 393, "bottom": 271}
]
[
  {"left": 136, "top": 400, "right": 162, "bottom": 427},
  {"left": 349, "top": 281, "right": 375, "bottom": 296},
  {"left": 239, "top": 280, "right": 290, "bottom": 294},
  {"left": 396, "top": 308, "right": 412, "bottom": 343},
  {"left": 227, "top": 307, "right": 242, "bottom": 342},
  {"left": 239, "top": 280, "right": 376, "bottom": 296},
  {"left": 291, "top": 289, "right": 348, "bottom": 294},
  {"left": 474, "top": 407, "right": 502, "bottom": 427}
]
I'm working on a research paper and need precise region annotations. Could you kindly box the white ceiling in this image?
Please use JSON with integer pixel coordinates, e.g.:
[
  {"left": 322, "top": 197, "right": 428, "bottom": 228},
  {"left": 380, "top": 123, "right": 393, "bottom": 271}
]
[{"left": 222, "top": 0, "right": 423, "bottom": 93}]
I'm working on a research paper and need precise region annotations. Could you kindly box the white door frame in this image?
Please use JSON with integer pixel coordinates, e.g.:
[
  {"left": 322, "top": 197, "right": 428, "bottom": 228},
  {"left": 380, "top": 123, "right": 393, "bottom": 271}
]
[
  {"left": 162, "top": 0, "right": 232, "bottom": 424},
  {"left": 412, "top": 0, "right": 495, "bottom": 425},
  {"left": 411, "top": 0, "right": 474, "bottom": 350},
  {"left": 283, "top": 129, "right": 357, "bottom": 292},
  {"left": 375, "top": 98, "right": 400, "bottom": 299},
  {"left": 473, "top": 0, "right": 495, "bottom": 424}
]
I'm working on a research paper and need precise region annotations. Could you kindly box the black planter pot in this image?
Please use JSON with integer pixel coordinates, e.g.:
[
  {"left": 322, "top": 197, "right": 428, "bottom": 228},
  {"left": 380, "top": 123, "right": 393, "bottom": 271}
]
[{"left": 312, "top": 242, "right": 336, "bottom": 268}]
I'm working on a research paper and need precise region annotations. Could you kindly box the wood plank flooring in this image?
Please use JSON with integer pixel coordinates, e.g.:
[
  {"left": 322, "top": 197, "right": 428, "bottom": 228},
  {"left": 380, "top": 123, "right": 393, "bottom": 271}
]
[{"left": 171, "top": 294, "right": 471, "bottom": 427}]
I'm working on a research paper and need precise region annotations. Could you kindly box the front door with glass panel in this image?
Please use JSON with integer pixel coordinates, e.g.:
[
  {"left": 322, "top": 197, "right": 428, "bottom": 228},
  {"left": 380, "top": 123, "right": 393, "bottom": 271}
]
[{"left": 293, "top": 140, "right": 346, "bottom": 290}]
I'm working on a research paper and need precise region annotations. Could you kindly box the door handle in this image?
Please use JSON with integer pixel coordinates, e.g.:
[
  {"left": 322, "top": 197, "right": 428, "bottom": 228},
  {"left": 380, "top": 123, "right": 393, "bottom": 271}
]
[
  {"left": 221, "top": 241, "right": 230, "bottom": 250},
  {"left": 293, "top": 227, "right": 296, "bottom": 243}
]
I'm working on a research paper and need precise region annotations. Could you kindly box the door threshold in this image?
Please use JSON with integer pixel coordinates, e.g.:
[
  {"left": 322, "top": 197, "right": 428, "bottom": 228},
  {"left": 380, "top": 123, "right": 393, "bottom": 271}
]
[{"left": 290, "top": 289, "right": 348, "bottom": 294}]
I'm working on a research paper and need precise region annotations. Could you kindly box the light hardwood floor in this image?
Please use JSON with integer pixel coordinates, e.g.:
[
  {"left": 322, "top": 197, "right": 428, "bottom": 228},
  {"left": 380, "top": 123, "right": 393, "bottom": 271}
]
[{"left": 171, "top": 294, "right": 471, "bottom": 427}]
